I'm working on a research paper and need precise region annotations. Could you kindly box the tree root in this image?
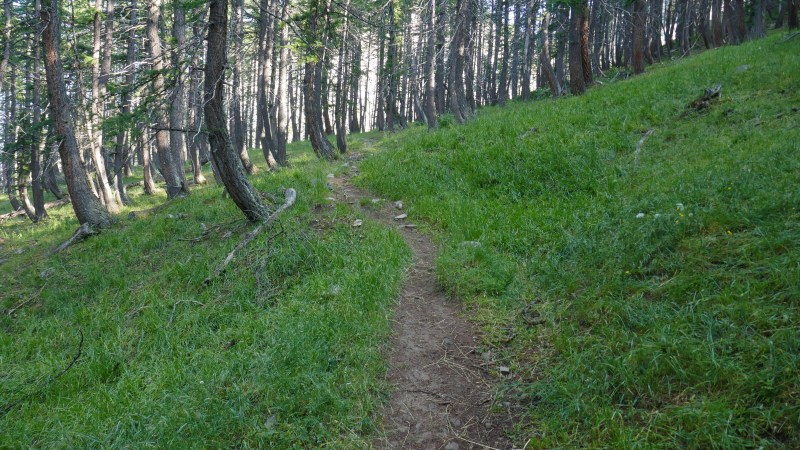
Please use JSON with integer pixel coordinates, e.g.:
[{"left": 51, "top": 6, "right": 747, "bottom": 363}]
[
  {"left": 204, "top": 188, "right": 297, "bottom": 285},
  {"left": 52, "top": 223, "right": 98, "bottom": 254}
]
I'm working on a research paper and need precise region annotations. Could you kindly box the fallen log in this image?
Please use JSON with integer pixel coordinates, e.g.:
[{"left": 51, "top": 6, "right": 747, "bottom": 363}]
[
  {"left": 0, "top": 197, "right": 71, "bottom": 221},
  {"left": 204, "top": 188, "right": 297, "bottom": 285}
]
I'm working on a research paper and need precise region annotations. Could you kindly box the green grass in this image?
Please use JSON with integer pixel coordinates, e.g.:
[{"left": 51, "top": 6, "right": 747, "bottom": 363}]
[
  {"left": 357, "top": 33, "right": 800, "bottom": 447},
  {"left": 0, "top": 143, "right": 411, "bottom": 447}
]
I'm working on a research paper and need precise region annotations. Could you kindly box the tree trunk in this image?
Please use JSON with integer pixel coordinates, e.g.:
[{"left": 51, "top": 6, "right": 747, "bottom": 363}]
[
  {"left": 146, "top": 0, "right": 188, "bottom": 198},
  {"left": 540, "top": 10, "right": 560, "bottom": 97},
  {"left": 335, "top": 0, "right": 350, "bottom": 152},
  {"left": 569, "top": 6, "right": 586, "bottom": 95},
  {"left": 349, "top": 40, "right": 362, "bottom": 133},
  {"left": 578, "top": 0, "right": 593, "bottom": 85},
  {"left": 41, "top": 0, "right": 112, "bottom": 227},
  {"left": 712, "top": 0, "right": 724, "bottom": 46},
  {"left": 31, "top": 0, "right": 47, "bottom": 220},
  {"left": 170, "top": 1, "right": 191, "bottom": 184},
  {"left": 304, "top": 0, "right": 337, "bottom": 160},
  {"left": 91, "top": 0, "right": 121, "bottom": 213},
  {"left": 424, "top": 0, "right": 438, "bottom": 128},
  {"left": 434, "top": 0, "right": 446, "bottom": 114},
  {"left": 230, "top": 0, "right": 254, "bottom": 173},
  {"left": 632, "top": 0, "right": 646, "bottom": 74},
  {"left": 205, "top": 0, "right": 270, "bottom": 222},
  {"left": 114, "top": 0, "right": 136, "bottom": 203},
  {"left": 789, "top": 0, "right": 799, "bottom": 29},
  {"left": 274, "top": 1, "right": 290, "bottom": 165}
]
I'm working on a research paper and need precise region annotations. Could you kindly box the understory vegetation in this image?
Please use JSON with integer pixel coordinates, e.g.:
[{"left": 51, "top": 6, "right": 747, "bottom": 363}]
[
  {"left": 1, "top": 31, "right": 798, "bottom": 448},
  {"left": 358, "top": 33, "right": 799, "bottom": 447},
  {"left": 0, "top": 150, "right": 410, "bottom": 447}
]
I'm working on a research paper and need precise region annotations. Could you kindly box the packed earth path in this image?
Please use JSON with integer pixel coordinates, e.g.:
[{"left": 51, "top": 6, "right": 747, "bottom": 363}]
[{"left": 330, "top": 154, "right": 514, "bottom": 450}]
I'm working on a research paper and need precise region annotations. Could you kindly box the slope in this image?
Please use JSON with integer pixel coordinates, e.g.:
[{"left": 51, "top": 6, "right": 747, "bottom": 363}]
[{"left": 357, "top": 32, "right": 800, "bottom": 447}]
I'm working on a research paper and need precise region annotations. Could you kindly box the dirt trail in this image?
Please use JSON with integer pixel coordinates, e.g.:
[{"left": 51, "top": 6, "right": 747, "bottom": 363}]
[{"left": 330, "top": 156, "right": 511, "bottom": 450}]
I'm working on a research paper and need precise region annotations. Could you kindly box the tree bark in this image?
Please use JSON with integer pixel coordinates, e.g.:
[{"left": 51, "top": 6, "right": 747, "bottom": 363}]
[
  {"left": 205, "top": 0, "right": 270, "bottom": 222},
  {"left": 540, "top": 10, "right": 560, "bottom": 97},
  {"left": 632, "top": 0, "right": 646, "bottom": 74},
  {"left": 230, "top": 0, "right": 254, "bottom": 173},
  {"left": 41, "top": 0, "right": 112, "bottom": 227},
  {"left": 569, "top": 5, "right": 586, "bottom": 95},
  {"left": 304, "top": 0, "right": 337, "bottom": 160},
  {"left": 31, "top": 0, "right": 47, "bottom": 220},
  {"left": 424, "top": 0, "right": 438, "bottom": 128},
  {"left": 91, "top": 0, "right": 121, "bottom": 213},
  {"left": 146, "top": 0, "right": 188, "bottom": 198}
]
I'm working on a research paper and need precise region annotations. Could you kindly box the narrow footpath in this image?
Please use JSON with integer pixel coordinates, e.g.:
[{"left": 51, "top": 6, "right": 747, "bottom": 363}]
[{"left": 330, "top": 156, "right": 512, "bottom": 450}]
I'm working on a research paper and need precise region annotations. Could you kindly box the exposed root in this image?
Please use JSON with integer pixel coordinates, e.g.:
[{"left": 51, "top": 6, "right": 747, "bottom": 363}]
[
  {"left": 204, "top": 188, "right": 297, "bottom": 285},
  {"left": 52, "top": 223, "right": 98, "bottom": 254}
]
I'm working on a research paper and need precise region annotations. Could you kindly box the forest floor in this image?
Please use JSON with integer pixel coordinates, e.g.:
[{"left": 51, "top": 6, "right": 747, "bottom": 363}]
[
  {"left": 1, "top": 31, "right": 798, "bottom": 449},
  {"left": 331, "top": 155, "right": 512, "bottom": 449}
]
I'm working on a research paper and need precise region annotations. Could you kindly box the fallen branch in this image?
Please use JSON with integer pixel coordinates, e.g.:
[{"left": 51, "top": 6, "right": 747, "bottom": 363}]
[
  {"left": 127, "top": 201, "right": 172, "bottom": 219},
  {"left": 204, "top": 188, "right": 297, "bottom": 285},
  {"left": 6, "top": 285, "right": 47, "bottom": 316},
  {"left": 633, "top": 129, "right": 654, "bottom": 170},
  {"left": 0, "top": 197, "right": 71, "bottom": 221},
  {"left": 52, "top": 223, "right": 98, "bottom": 254},
  {"left": 783, "top": 31, "right": 800, "bottom": 41}
]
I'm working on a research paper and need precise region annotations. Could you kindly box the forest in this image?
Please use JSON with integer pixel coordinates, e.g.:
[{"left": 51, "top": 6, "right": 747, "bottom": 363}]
[{"left": 0, "top": 0, "right": 798, "bottom": 447}]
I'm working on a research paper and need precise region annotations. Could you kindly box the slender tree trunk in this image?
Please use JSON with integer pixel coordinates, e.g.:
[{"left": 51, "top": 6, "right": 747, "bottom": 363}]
[
  {"left": 424, "top": 0, "right": 438, "bottom": 128},
  {"left": 304, "top": 0, "right": 337, "bottom": 159},
  {"left": 569, "top": 6, "right": 586, "bottom": 94},
  {"left": 230, "top": 0, "right": 254, "bottom": 173},
  {"left": 205, "top": 0, "right": 270, "bottom": 222},
  {"left": 274, "top": 0, "right": 290, "bottom": 164},
  {"left": 91, "top": 0, "right": 121, "bottom": 213},
  {"left": 170, "top": 1, "right": 190, "bottom": 183},
  {"left": 789, "top": 0, "right": 799, "bottom": 29},
  {"left": 349, "top": 40, "right": 362, "bottom": 132},
  {"left": 434, "top": 0, "right": 446, "bottom": 114},
  {"left": 335, "top": 0, "right": 350, "bottom": 152},
  {"left": 31, "top": 0, "right": 47, "bottom": 220},
  {"left": 632, "top": 0, "right": 646, "bottom": 74},
  {"left": 712, "top": 0, "right": 724, "bottom": 46},
  {"left": 146, "top": 0, "right": 188, "bottom": 198},
  {"left": 540, "top": 10, "right": 560, "bottom": 97},
  {"left": 498, "top": 0, "right": 510, "bottom": 104},
  {"left": 41, "top": 0, "right": 112, "bottom": 227}
]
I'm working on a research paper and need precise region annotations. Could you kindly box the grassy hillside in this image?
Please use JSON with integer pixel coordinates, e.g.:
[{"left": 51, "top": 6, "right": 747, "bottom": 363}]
[
  {"left": 0, "top": 150, "right": 410, "bottom": 447},
  {"left": 358, "top": 33, "right": 799, "bottom": 447}
]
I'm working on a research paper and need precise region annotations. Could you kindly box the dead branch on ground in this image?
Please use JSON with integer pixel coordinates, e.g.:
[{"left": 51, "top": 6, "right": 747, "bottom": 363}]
[
  {"left": 0, "top": 197, "right": 71, "bottom": 221},
  {"left": 204, "top": 188, "right": 297, "bottom": 285}
]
